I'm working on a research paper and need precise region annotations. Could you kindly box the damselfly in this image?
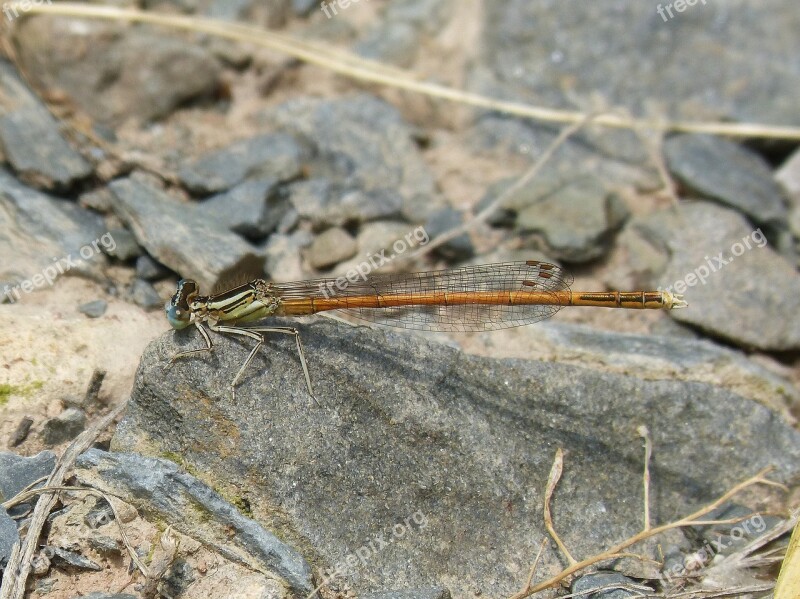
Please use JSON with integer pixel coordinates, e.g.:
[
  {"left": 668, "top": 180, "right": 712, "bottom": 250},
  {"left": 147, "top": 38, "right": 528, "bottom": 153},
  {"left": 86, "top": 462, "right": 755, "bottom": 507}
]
[{"left": 166, "top": 260, "right": 687, "bottom": 401}]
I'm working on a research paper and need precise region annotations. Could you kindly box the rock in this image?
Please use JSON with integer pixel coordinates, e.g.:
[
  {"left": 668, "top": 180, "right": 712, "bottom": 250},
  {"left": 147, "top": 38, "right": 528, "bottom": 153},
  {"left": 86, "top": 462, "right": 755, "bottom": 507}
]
[
  {"left": 361, "top": 589, "right": 452, "bottom": 599},
  {"left": 476, "top": 2, "right": 800, "bottom": 144},
  {"left": 264, "top": 96, "right": 435, "bottom": 217},
  {"left": 73, "top": 592, "right": 136, "bottom": 599},
  {"left": 776, "top": 146, "right": 800, "bottom": 204},
  {"left": 79, "top": 187, "right": 116, "bottom": 214},
  {"left": 41, "top": 408, "right": 86, "bottom": 445},
  {"left": 307, "top": 227, "right": 358, "bottom": 270},
  {"left": 0, "top": 169, "right": 108, "bottom": 301},
  {"left": 423, "top": 207, "right": 474, "bottom": 260},
  {"left": 355, "top": 21, "right": 420, "bottom": 68},
  {"left": 636, "top": 201, "right": 800, "bottom": 351},
  {"left": 333, "top": 221, "right": 425, "bottom": 276},
  {"left": 0, "top": 507, "right": 18, "bottom": 567},
  {"left": 0, "top": 60, "right": 92, "bottom": 190},
  {"left": 74, "top": 449, "right": 314, "bottom": 597},
  {"left": 44, "top": 545, "right": 102, "bottom": 571},
  {"left": 197, "top": 176, "right": 289, "bottom": 240},
  {"left": 15, "top": 17, "right": 221, "bottom": 124},
  {"left": 87, "top": 535, "right": 121, "bottom": 554},
  {"left": 79, "top": 300, "right": 108, "bottom": 319},
  {"left": 572, "top": 571, "right": 649, "bottom": 599},
  {"left": 0, "top": 62, "right": 92, "bottom": 190},
  {"left": 104, "top": 227, "right": 142, "bottom": 262},
  {"left": 112, "top": 320, "right": 800, "bottom": 597},
  {"left": 384, "top": 0, "right": 452, "bottom": 34},
  {"left": 0, "top": 451, "right": 56, "bottom": 502},
  {"left": 515, "top": 175, "right": 629, "bottom": 262},
  {"left": 109, "top": 175, "right": 264, "bottom": 292},
  {"left": 9, "top": 417, "right": 34, "bottom": 448},
  {"left": 178, "top": 134, "right": 304, "bottom": 195},
  {"left": 135, "top": 255, "right": 171, "bottom": 281},
  {"left": 287, "top": 178, "right": 404, "bottom": 228},
  {"left": 129, "top": 279, "right": 163, "bottom": 311},
  {"left": 263, "top": 231, "right": 314, "bottom": 283},
  {"left": 292, "top": 0, "right": 318, "bottom": 17},
  {"left": 664, "top": 134, "right": 788, "bottom": 225}
]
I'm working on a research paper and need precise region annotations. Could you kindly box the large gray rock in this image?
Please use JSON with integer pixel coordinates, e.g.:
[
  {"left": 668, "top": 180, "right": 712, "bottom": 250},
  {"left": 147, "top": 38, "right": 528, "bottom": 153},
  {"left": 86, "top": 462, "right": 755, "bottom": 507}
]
[
  {"left": 264, "top": 95, "right": 435, "bottom": 222},
  {"left": 0, "top": 61, "right": 91, "bottom": 190},
  {"left": 74, "top": 449, "right": 314, "bottom": 597},
  {"left": 112, "top": 319, "right": 800, "bottom": 597},
  {"left": 109, "top": 175, "right": 264, "bottom": 291},
  {"left": 0, "top": 169, "right": 108, "bottom": 302},
  {"left": 664, "top": 134, "right": 788, "bottom": 225},
  {"left": 633, "top": 201, "right": 800, "bottom": 351},
  {"left": 14, "top": 17, "right": 221, "bottom": 124}
]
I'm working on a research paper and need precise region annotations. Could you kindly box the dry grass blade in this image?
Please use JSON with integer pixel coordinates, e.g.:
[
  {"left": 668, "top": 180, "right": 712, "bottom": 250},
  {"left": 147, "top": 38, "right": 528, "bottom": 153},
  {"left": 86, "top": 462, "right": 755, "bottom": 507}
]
[
  {"left": 638, "top": 425, "right": 653, "bottom": 531},
  {"left": 543, "top": 448, "right": 576, "bottom": 566},
  {"left": 508, "top": 466, "right": 780, "bottom": 599},
  {"left": 12, "top": 2, "right": 800, "bottom": 141},
  {"left": 0, "top": 402, "right": 126, "bottom": 599}
]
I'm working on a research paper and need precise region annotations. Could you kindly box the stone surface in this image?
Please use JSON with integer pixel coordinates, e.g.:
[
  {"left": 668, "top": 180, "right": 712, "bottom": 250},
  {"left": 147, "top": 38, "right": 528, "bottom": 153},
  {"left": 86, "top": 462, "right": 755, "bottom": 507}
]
[
  {"left": 572, "top": 571, "right": 649, "bottom": 599},
  {"left": 178, "top": 134, "right": 303, "bottom": 195},
  {"left": 109, "top": 175, "right": 265, "bottom": 292},
  {"left": 197, "top": 176, "right": 289, "bottom": 240},
  {"left": 262, "top": 231, "right": 313, "bottom": 283},
  {"left": 0, "top": 506, "right": 18, "bottom": 567},
  {"left": 0, "top": 169, "right": 108, "bottom": 300},
  {"left": 664, "top": 134, "right": 788, "bottom": 225},
  {"left": 633, "top": 201, "right": 800, "bottom": 351},
  {"left": 104, "top": 227, "right": 142, "bottom": 262},
  {"left": 264, "top": 95, "right": 435, "bottom": 220},
  {"left": 129, "top": 279, "right": 163, "bottom": 311},
  {"left": 476, "top": 2, "right": 800, "bottom": 135},
  {"left": 361, "top": 589, "right": 452, "bottom": 599},
  {"left": 15, "top": 17, "right": 221, "bottom": 124},
  {"left": 74, "top": 449, "right": 314, "bottom": 597},
  {"left": 355, "top": 21, "right": 419, "bottom": 68},
  {"left": 135, "top": 255, "right": 171, "bottom": 281},
  {"left": 0, "top": 450, "right": 56, "bottom": 502},
  {"left": 0, "top": 62, "right": 92, "bottom": 190},
  {"left": 287, "top": 178, "right": 405, "bottom": 228},
  {"left": 112, "top": 320, "right": 800, "bottom": 597},
  {"left": 514, "top": 175, "right": 629, "bottom": 262},
  {"left": 41, "top": 407, "right": 87, "bottom": 445},
  {"left": 0, "top": 59, "right": 93, "bottom": 187},
  {"left": 423, "top": 207, "right": 474, "bottom": 261},
  {"left": 307, "top": 227, "right": 358, "bottom": 270},
  {"left": 79, "top": 300, "right": 108, "bottom": 319}
]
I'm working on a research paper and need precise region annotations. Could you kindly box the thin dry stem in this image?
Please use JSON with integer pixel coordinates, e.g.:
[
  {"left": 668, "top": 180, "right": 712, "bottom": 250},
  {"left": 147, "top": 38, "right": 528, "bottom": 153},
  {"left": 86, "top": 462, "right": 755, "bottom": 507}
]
[
  {"left": 543, "top": 448, "right": 576, "bottom": 566},
  {"left": 638, "top": 425, "right": 653, "bottom": 531},
  {"left": 508, "top": 467, "right": 779, "bottom": 599},
  {"left": 0, "top": 402, "right": 126, "bottom": 599}
]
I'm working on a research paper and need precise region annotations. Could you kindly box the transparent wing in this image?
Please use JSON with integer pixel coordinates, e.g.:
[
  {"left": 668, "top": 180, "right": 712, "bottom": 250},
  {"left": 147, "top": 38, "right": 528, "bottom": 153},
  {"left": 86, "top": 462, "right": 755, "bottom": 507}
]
[{"left": 272, "top": 260, "right": 572, "bottom": 333}]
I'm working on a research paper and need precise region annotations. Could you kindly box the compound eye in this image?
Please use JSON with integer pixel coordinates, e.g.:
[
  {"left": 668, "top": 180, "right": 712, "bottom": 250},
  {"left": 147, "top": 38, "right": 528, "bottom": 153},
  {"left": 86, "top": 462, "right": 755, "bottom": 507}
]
[
  {"left": 165, "top": 303, "right": 191, "bottom": 330},
  {"left": 165, "top": 279, "right": 198, "bottom": 330}
]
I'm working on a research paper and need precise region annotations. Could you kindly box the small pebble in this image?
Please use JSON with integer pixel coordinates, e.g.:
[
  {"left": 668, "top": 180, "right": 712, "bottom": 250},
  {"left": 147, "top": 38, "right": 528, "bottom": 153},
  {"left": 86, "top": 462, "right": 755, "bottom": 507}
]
[
  {"left": 130, "top": 279, "right": 163, "bottom": 311},
  {"left": 79, "top": 299, "right": 108, "bottom": 318}
]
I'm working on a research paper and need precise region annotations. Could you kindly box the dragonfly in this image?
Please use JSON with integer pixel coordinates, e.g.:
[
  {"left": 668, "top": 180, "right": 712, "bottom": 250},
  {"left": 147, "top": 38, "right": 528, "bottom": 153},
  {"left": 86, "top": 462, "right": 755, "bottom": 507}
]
[{"left": 165, "top": 260, "right": 687, "bottom": 401}]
